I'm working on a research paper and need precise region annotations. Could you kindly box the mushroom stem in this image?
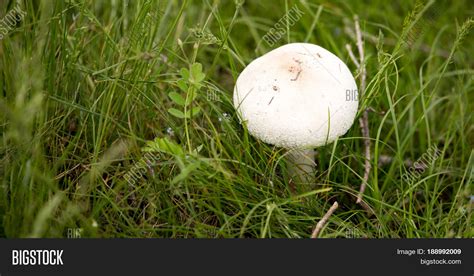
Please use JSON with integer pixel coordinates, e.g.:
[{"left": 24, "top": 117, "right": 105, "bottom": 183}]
[{"left": 286, "top": 148, "right": 316, "bottom": 191}]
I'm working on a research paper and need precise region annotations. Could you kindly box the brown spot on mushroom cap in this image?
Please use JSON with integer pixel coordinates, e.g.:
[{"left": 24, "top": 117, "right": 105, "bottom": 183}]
[
  {"left": 292, "top": 57, "right": 302, "bottom": 64},
  {"left": 286, "top": 57, "right": 303, "bottom": 81},
  {"left": 268, "top": 96, "right": 275, "bottom": 105},
  {"left": 290, "top": 70, "right": 301, "bottom": 81}
]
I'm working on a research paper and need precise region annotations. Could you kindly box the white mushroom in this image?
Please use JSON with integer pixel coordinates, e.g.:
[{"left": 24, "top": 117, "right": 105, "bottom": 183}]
[{"left": 233, "top": 43, "right": 358, "bottom": 189}]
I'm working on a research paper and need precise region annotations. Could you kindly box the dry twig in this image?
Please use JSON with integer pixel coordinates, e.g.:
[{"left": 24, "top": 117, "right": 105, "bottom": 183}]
[
  {"left": 346, "top": 15, "right": 371, "bottom": 204},
  {"left": 345, "top": 44, "right": 359, "bottom": 67},
  {"left": 311, "top": 201, "right": 339, "bottom": 238}
]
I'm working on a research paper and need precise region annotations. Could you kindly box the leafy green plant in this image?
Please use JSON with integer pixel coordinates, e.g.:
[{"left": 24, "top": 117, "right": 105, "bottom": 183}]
[{"left": 168, "top": 63, "right": 205, "bottom": 119}]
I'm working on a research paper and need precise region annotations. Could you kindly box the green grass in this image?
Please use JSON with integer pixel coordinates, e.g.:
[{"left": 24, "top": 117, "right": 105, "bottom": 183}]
[{"left": 0, "top": 0, "right": 472, "bottom": 238}]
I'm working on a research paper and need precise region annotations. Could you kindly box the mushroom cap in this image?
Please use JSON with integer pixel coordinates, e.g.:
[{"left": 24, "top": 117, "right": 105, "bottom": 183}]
[{"left": 233, "top": 43, "right": 358, "bottom": 148}]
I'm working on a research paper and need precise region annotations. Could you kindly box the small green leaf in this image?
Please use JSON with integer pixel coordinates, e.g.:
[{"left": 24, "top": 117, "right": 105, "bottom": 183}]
[
  {"left": 176, "top": 79, "right": 188, "bottom": 92},
  {"left": 192, "top": 106, "right": 201, "bottom": 115},
  {"left": 190, "top": 63, "right": 202, "bottom": 76},
  {"left": 190, "top": 63, "right": 205, "bottom": 83},
  {"left": 180, "top": 68, "right": 190, "bottom": 80},
  {"left": 196, "top": 73, "right": 205, "bottom": 82},
  {"left": 168, "top": 108, "right": 186, "bottom": 118},
  {"left": 192, "top": 82, "right": 203, "bottom": 90},
  {"left": 159, "top": 138, "right": 184, "bottom": 156},
  {"left": 186, "top": 106, "right": 201, "bottom": 117},
  {"left": 168, "top": 92, "right": 185, "bottom": 106},
  {"left": 142, "top": 137, "right": 184, "bottom": 158},
  {"left": 193, "top": 144, "right": 204, "bottom": 155}
]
